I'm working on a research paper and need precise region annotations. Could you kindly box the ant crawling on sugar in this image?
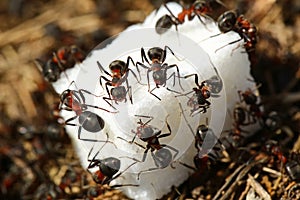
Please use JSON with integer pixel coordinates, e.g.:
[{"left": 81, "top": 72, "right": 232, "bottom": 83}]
[
  {"left": 155, "top": 0, "right": 226, "bottom": 34},
  {"left": 35, "top": 45, "right": 85, "bottom": 82},
  {"left": 59, "top": 81, "right": 117, "bottom": 142},
  {"left": 136, "top": 45, "right": 184, "bottom": 100},
  {"left": 173, "top": 73, "right": 211, "bottom": 116},
  {"left": 87, "top": 136, "right": 139, "bottom": 188},
  {"left": 97, "top": 57, "right": 141, "bottom": 109},
  {"left": 176, "top": 103, "right": 225, "bottom": 171},
  {"left": 117, "top": 115, "right": 179, "bottom": 179},
  {"left": 215, "top": 10, "right": 257, "bottom": 53}
]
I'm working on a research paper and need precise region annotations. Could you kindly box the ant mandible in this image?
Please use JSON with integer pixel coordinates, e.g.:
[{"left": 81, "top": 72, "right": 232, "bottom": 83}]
[
  {"left": 175, "top": 73, "right": 211, "bottom": 115},
  {"left": 215, "top": 10, "right": 258, "bottom": 53},
  {"left": 35, "top": 45, "right": 85, "bottom": 82},
  {"left": 136, "top": 46, "right": 183, "bottom": 100},
  {"left": 97, "top": 56, "right": 141, "bottom": 109},
  {"left": 59, "top": 82, "right": 117, "bottom": 142},
  {"left": 87, "top": 138, "right": 138, "bottom": 188},
  {"left": 155, "top": 0, "right": 226, "bottom": 34},
  {"left": 117, "top": 115, "right": 179, "bottom": 179}
]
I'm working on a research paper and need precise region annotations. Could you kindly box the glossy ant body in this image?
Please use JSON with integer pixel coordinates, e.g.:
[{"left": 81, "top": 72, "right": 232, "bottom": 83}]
[
  {"left": 176, "top": 73, "right": 211, "bottom": 115},
  {"left": 98, "top": 57, "right": 141, "bottom": 109},
  {"left": 238, "top": 87, "right": 263, "bottom": 121},
  {"left": 179, "top": 104, "right": 224, "bottom": 171},
  {"left": 155, "top": 0, "right": 225, "bottom": 34},
  {"left": 59, "top": 85, "right": 116, "bottom": 142},
  {"left": 35, "top": 45, "right": 85, "bottom": 82},
  {"left": 118, "top": 115, "right": 179, "bottom": 179},
  {"left": 87, "top": 140, "right": 138, "bottom": 188},
  {"left": 264, "top": 140, "right": 287, "bottom": 167},
  {"left": 136, "top": 46, "right": 183, "bottom": 100},
  {"left": 215, "top": 10, "right": 258, "bottom": 53},
  {"left": 285, "top": 152, "right": 300, "bottom": 181}
]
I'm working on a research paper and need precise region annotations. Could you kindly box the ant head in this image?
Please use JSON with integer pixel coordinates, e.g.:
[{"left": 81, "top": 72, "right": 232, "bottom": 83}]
[
  {"left": 217, "top": 10, "right": 237, "bottom": 33},
  {"left": 140, "top": 126, "right": 155, "bottom": 140},
  {"left": 197, "top": 124, "right": 208, "bottom": 135},
  {"left": 109, "top": 60, "right": 126, "bottom": 74},
  {"left": 193, "top": 0, "right": 207, "bottom": 12},
  {"left": 243, "top": 90, "right": 257, "bottom": 104},
  {"left": 148, "top": 47, "right": 164, "bottom": 62},
  {"left": 60, "top": 89, "right": 72, "bottom": 102},
  {"left": 155, "top": 15, "right": 173, "bottom": 34}
]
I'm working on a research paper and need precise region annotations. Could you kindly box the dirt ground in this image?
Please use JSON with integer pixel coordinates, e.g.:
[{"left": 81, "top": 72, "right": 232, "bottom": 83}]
[{"left": 0, "top": 0, "right": 300, "bottom": 199}]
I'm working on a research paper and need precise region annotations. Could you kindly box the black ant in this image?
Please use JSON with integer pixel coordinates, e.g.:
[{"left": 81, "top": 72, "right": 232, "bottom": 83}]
[
  {"left": 178, "top": 103, "right": 224, "bottom": 171},
  {"left": 117, "top": 115, "right": 179, "bottom": 179},
  {"left": 238, "top": 87, "right": 263, "bottom": 122},
  {"left": 97, "top": 57, "right": 141, "bottom": 109},
  {"left": 35, "top": 45, "right": 85, "bottom": 82},
  {"left": 136, "top": 46, "right": 183, "bottom": 100},
  {"left": 214, "top": 10, "right": 258, "bottom": 53},
  {"left": 175, "top": 73, "right": 211, "bottom": 115},
  {"left": 87, "top": 139, "right": 138, "bottom": 188},
  {"left": 59, "top": 83, "right": 117, "bottom": 142},
  {"left": 155, "top": 0, "right": 226, "bottom": 34}
]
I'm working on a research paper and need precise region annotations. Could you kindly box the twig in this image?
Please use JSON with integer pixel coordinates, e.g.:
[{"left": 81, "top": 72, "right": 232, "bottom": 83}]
[{"left": 247, "top": 174, "right": 271, "bottom": 200}]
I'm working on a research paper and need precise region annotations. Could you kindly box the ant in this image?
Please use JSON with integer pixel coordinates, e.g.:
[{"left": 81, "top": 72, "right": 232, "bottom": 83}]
[
  {"left": 214, "top": 10, "right": 258, "bottom": 53},
  {"left": 238, "top": 87, "right": 263, "bottom": 122},
  {"left": 87, "top": 138, "right": 138, "bottom": 188},
  {"left": 136, "top": 46, "right": 183, "bottom": 100},
  {"left": 117, "top": 115, "right": 179, "bottom": 179},
  {"left": 263, "top": 140, "right": 287, "bottom": 170},
  {"left": 35, "top": 45, "right": 85, "bottom": 82},
  {"left": 59, "top": 82, "right": 117, "bottom": 142},
  {"left": 175, "top": 73, "right": 211, "bottom": 115},
  {"left": 97, "top": 56, "right": 141, "bottom": 109},
  {"left": 155, "top": 0, "right": 226, "bottom": 34},
  {"left": 178, "top": 103, "right": 224, "bottom": 171}
]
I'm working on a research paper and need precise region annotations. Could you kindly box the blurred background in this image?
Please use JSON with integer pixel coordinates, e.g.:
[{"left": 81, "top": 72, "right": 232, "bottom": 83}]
[{"left": 0, "top": 0, "right": 300, "bottom": 199}]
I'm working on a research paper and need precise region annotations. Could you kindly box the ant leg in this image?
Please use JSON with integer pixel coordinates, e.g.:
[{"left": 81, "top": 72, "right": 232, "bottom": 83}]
[
  {"left": 215, "top": 38, "right": 243, "bottom": 53},
  {"left": 79, "top": 89, "right": 102, "bottom": 99},
  {"left": 149, "top": 87, "right": 161, "bottom": 101},
  {"left": 141, "top": 48, "right": 150, "bottom": 65},
  {"left": 97, "top": 61, "right": 111, "bottom": 77},
  {"left": 126, "top": 56, "right": 141, "bottom": 81},
  {"left": 99, "top": 76, "right": 110, "bottom": 89},
  {"left": 103, "top": 97, "right": 117, "bottom": 110},
  {"left": 167, "top": 64, "right": 184, "bottom": 90},
  {"left": 134, "top": 115, "right": 154, "bottom": 125},
  {"left": 163, "top": 46, "right": 182, "bottom": 61},
  {"left": 125, "top": 79, "right": 133, "bottom": 104},
  {"left": 110, "top": 184, "right": 139, "bottom": 188},
  {"left": 84, "top": 103, "right": 118, "bottom": 113},
  {"left": 106, "top": 160, "right": 139, "bottom": 184},
  {"left": 184, "top": 73, "right": 202, "bottom": 88}
]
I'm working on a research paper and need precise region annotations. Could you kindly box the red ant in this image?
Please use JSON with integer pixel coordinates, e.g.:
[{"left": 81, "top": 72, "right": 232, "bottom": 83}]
[
  {"left": 35, "top": 45, "right": 85, "bottom": 82},
  {"left": 264, "top": 140, "right": 287, "bottom": 167},
  {"left": 97, "top": 57, "right": 141, "bottom": 109},
  {"left": 87, "top": 139, "right": 138, "bottom": 188},
  {"left": 136, "top": 46, "right": 183, "bottom": 100},
  {"left": 117, "top": 115, "right": 179, "bottom": 179},
  {"left": 213, "top": 10, "right": 258, "bottom": 53},
  {"left": 238, "top": 87, "right": 263, "bottom": 122},
  {"left": 59, "top": 82, "right": 117, "bottom": 142},
  {"left": 175, "top": 73, "right": 211, "bottom": 115},
  {"left": 155, "top": 0, "right": 226, "bottom": 34}
]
